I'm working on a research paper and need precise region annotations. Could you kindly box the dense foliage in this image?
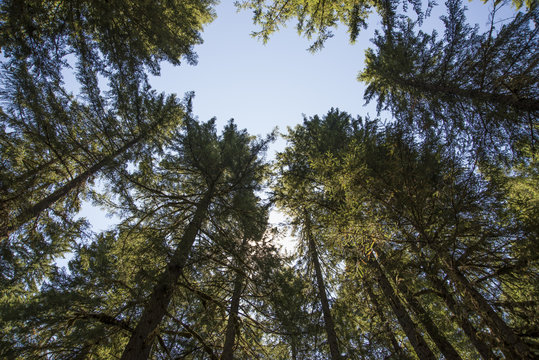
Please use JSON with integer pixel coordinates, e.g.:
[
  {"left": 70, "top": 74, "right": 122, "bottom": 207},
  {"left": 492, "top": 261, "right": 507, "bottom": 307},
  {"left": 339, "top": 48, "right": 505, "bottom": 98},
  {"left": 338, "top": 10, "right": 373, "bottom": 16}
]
[{"left": 1, "top": 0, "right": 537, "bottom": 359}]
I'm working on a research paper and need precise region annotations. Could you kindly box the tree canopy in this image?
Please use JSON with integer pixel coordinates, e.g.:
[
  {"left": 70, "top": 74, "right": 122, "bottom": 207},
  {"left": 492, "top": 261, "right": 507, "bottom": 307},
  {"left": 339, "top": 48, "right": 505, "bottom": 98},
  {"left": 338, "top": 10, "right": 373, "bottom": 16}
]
[{"left": 1, "top": 0, "right": 537, "bottom": 359}]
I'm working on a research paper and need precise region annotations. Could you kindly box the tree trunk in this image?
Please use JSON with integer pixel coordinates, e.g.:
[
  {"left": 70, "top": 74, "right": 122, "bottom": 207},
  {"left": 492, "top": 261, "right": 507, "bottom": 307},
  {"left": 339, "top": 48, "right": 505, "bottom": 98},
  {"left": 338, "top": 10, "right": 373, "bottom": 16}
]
[
  {"left": 369, "top": 256, "right": 436, "bottom": 360},
  {"left": 431, "top": 274, "right": 497, "bottom": 360},
  {"left": 374, "top": 248, "right": 463, "bottom": 360},
  {"left": 120, "top": 190, "right": 213, "bottom": 360},
  {"left": 305, "top": 215, "right": 341, "bottom": 360},
  {"left": 221, "top": 239, "right": 247, "bottom": 360},
  {"left": 364, "top": 280, "right": 410, "bottom": 359},
  {"left": 407, "top": 242, "right": 497, "bottom": 360},
  {"left": 3, "top": 131, "right": 146, "bottom": 240},
  {"left": 442, "top": 259, "right": 533, "bottom": 360},
  {"left": 395, "top": 76, "right": 539, "bottom": 113},
  {"left": 398, "top": 280, "right": 463, "bottom": 360}
]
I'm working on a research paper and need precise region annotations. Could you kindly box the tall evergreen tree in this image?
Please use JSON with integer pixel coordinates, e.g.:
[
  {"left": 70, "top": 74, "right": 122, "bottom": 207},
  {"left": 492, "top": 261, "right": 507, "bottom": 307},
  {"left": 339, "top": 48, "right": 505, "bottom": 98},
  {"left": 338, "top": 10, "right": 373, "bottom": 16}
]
[
  {"left": 360, "top": 0, "right": 538, "bottom": 161},
  {"left": 120, "top": 118, "right": 273, "bottom": 359},
  {"left": 1, "top": 116, "right": 275, "bottom": 359},
  {"left": 0, "top": 0, "right": 217, "bottom": 298}
]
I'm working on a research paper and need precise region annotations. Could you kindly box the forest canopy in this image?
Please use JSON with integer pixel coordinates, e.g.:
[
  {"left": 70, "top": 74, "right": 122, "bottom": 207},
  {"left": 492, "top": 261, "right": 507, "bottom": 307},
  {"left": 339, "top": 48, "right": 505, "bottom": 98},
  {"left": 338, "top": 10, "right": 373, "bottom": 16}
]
[{"left": 1, "top": 0, "right": 537, "bottom": 359}]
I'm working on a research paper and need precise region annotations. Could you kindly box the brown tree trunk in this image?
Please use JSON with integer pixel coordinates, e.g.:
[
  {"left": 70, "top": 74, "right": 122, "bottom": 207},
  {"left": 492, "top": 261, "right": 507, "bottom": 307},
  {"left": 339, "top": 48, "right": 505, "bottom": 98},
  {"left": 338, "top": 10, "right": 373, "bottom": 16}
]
[
  {"left": 374, "top": 248, "right": 463, "bottom": 360},
  {"left": 305, "top": 215, "right": 342, "bottom": 360},
  {"left": 369, "top": 256, "right": 436, "bottom": 360},
  {"left": 408, "top": 242, "right": 497, "bottom": 359},
  {"left": 120, "top": 190, "right": 213, "bottom": 360},
  {"left": 3, "top": 131, "right": 146, "bottom": 240},
  {"left": 442, "top": 259, "right": 533, "bottom": 359},
  {"left": 221, "top": 239, "right": 247, "bottom": 360},
  {"left": 364, "top": 280, "right": 410, "bottom": 359},
  {"left": 397, "top": 280, "right": 463, "bottom": 360},
  {"left": 395, "top": 76, "right": 539, "bottom": 113},
  {"left": 431, "top": 274, "right": 497, "bottom": 360}
]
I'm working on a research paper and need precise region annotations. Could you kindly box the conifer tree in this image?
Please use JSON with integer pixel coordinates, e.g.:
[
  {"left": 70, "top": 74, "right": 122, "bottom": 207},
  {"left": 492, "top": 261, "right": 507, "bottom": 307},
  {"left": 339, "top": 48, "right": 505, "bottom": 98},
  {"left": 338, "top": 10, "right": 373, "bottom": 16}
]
[
  {"left": 360, "top": 0, "right": 538, "bottom": 161},
  {"left": 0, "top": 0, "right": 217, "bottom": 298},
  {"left": 236, "top": 0, "right": 421, "bottom": 51},
  {"left": 120, "top": 118, "right": 273, "bottom": 359}
]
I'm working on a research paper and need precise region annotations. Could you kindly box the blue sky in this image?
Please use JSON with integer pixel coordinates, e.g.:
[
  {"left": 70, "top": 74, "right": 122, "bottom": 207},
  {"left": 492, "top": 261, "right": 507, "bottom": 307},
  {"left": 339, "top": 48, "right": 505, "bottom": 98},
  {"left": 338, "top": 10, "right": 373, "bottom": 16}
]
[
  {"left": 148, "top": 1, "right": 379, "bottom": 157},
  {"left": 79, "top": 1, "right": 380, "bottom": 239}
]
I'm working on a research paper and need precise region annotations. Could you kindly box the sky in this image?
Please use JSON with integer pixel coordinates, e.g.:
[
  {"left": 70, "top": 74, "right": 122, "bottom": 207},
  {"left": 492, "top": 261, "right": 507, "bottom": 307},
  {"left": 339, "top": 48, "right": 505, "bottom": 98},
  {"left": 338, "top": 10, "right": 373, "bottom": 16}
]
[
  {"left": 76, "top": 0, "right": 518, "bottom": 252},
  {"left": 148, "top": 2, "right": 379, "bottom": 157}
]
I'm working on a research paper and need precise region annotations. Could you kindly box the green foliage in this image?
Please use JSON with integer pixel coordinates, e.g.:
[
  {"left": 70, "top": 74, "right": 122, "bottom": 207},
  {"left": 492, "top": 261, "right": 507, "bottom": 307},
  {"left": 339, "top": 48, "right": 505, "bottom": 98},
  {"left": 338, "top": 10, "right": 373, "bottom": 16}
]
[
  {"left": 360, "top": 0, "right": 538, "bottom": 161},
  {"left": 235, "top": 0, "right": 427, "bottom": 51},
  {"left": 273, "top": 104, "right": 538, "bottom": 358},
  {"left": 500, "top": 0, "right": 538, "bottom": 11},
  {"left": 0, "top": 0, "right": 216, "bottom": 301},
  {"left": 235, "top": 0, "right": 372, "bottom": 51},
  {"left": 0, "top": 0, "right": 216, "bottom": 73},
  {"left": 2, "top": 0, "right": 538, "bottom": 358}
]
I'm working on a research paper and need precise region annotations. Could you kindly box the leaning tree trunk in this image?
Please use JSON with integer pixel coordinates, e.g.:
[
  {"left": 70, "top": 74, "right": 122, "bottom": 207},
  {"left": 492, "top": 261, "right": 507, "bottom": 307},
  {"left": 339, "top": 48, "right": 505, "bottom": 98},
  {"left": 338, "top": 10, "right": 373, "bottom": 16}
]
[
  {"left": 3, "top": 129, "right": 148, "bottom": 240},
  {"left": 376, "top": 249, "right": 463, "bottom": 360},
  {"left": 442, "top": 259, "right": 532, "bottom": 360},
  {"left": 369, "top": 255, "right": 436, "bottom": 360},
  {"left": 221, "top": 238, "right": 247, "bottom": 360},
  {"left": 120, "top": 190, "right": 213, "bottom": 360},
  {"left": 397, "top": 279, "right": 463, "bottom": 360},
  {"left": 364, "top": 280, "right": 410, "bottom": 359},
  {"left": 305, "top": 215, "right": 342, "bottom": 360},
  {"left": 430, "top": 273, "right": 497, "bottom": 360},
  {"left": 407, "top": 241, "right": 498, "bottom": 360}
]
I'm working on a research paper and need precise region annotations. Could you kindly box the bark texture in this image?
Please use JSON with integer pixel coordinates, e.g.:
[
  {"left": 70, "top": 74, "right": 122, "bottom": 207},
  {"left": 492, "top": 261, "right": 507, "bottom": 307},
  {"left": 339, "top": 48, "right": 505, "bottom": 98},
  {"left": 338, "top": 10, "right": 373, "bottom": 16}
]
[
  {"left": 305, "top": 215, "right": 342, "bottom": 360},
  {"left": 120, "top": 190, "right": 213, "bottom": 360},
  {"left": 370, "top": 256, "right": 436, "bottom": 360}
]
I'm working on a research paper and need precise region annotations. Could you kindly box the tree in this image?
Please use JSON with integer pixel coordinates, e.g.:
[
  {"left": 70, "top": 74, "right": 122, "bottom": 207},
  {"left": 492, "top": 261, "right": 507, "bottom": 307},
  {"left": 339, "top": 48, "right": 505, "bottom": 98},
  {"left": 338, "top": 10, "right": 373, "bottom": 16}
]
[
  {"left": 276, "top": 108, "right": 537, "bottom": 358},
  {"left": 3, "top": 0, "right": 538, "bottom": 357},
  {"left": 304, "top": 214, "right": 342, "bottom": 360},
  {"left": 362, "top": 278, "right": 412, "bottom": 359},
  {"left": 0, "top": 0, "right": 217, "bottom": 297},
  {"left": 274, "top": 109, "right": 362, "bottom": 359},
  {"left": 1, "top": 115, "right": 275, "bottom": 359},
  {"left": 376, "top": 248, "right": 464, "bottom": 360},
  {"left": 1, "top": 0, "right": 216, "bottom": 233},
  {"left": 341, "top": 126, "right": 536, "bottom": 359},
  {"left": 368, "top": 255, "right": 437, "bottom": 360},
  {"left": 264, "top": 264, "right": 324, "bottom": 360},
  {"left": 359, "top": 0, "right": 538, "bottom": 161},
  {"left": 120, "top": 118, "right": 273, "bottom": 359}
]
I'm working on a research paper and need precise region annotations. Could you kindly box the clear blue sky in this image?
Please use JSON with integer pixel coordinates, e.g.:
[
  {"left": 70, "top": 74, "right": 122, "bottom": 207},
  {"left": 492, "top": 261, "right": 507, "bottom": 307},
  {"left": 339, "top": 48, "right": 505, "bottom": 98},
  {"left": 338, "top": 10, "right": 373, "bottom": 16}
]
[{"left": 149, "top": 1, "right": 378, "bottom": 157}]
